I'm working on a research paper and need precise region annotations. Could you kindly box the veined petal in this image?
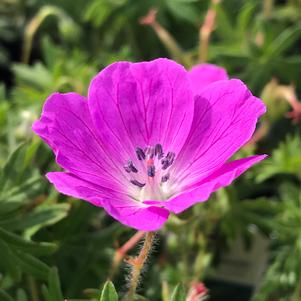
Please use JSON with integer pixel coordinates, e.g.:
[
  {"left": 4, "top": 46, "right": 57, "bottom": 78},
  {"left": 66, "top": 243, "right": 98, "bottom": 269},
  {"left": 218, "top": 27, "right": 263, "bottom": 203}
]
[
  {"left": 101, "top": 199, "right": 169, "bottom": 231},
  {"left": 47, "top": 172, "right": 107, "bottom": 206},
  {"left": 88, "top": 58, "right": 194, "bottom": 161},
  {"left": 145, "top": 155, "right": 266, "bottom": 213},
  {"left": 188, "top": 64, "right": 228, "bottom": 95},
  {"left": 173, "top": 79, "right": 266, "bottom": 188},
  {"left": 32, "top": 92, "right": 127, "bottom": 190},
  {"left": 47, "top": 172, "right": 169, "bottom": 231}
]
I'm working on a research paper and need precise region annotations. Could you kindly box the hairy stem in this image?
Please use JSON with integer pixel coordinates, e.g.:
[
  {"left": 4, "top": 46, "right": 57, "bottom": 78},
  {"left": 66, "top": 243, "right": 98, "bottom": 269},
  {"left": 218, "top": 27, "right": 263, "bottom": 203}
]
[
  {"left": 110, "top": 231, "right": 145, "bottom": 278},
  {"left": 125, "top": 232, "right": 155, "bottom": 301}
]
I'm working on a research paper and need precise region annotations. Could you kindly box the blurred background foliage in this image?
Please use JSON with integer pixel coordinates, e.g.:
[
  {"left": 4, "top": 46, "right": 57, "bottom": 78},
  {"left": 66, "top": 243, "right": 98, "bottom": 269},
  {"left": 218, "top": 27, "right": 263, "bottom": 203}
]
[{"left": 0, "top": 0, "right": 301, "bottom": 300}]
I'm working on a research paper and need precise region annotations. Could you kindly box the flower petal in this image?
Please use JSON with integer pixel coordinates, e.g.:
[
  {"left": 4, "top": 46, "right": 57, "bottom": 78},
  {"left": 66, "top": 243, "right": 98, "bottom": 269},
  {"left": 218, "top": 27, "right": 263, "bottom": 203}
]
[
  {"left": 46, "top": 172, "right": 106, "bottom": 206},
  {"left": 88, "top": 58, "right": 194, "bottom": 161},
  {"left": 145, "top": 155, "right": 266, "bottom": 213},
  {"left": 47, "top": 172, "right": 169, "bottom": 231},
  {"left": 101, "top": 199, "right": 169, "bottom": 231},
  {"left": 188, "top": 64, "right": 228, "bottom": 95},
  {"left": 33, "top": 92, "right": 126, "bottom": 191},
  {"left": 173, "top": 79, "right": 266, "bottom": 187}
]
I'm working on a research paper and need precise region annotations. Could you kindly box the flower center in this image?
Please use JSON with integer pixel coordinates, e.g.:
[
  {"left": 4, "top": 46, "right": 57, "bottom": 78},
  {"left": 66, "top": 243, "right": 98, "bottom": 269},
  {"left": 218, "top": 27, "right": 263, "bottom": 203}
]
[{"left": 123, "top": 144, "right": 175, "bottom": 200}]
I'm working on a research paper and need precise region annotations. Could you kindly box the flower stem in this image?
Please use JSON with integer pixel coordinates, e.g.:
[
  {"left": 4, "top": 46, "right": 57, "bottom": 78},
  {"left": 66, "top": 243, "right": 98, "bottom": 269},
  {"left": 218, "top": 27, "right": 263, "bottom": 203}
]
[
  {"left": 263, "top": 0, "right": 274, "bottom": 18},
  {"left": 125, "top": 232, "right": 155, "bottom": 301},
  {"left": 110, "top": 231, "right": 145, "bottom": 278},
  {"left": 139, "top": 9, "right": 189, "bottom": 67},
  {"left": 199, "top": 0, "right": 220, "bottom": 63}
]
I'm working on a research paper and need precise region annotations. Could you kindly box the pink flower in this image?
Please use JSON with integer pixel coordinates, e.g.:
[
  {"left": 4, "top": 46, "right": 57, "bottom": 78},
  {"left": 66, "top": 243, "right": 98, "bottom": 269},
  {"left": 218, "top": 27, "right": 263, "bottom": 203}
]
[
  {"left": 186, "top": 282, "right": 208, "bottom": 301},
  {"left": 33, "top": 59, "right": 266, "bottom": 231}
]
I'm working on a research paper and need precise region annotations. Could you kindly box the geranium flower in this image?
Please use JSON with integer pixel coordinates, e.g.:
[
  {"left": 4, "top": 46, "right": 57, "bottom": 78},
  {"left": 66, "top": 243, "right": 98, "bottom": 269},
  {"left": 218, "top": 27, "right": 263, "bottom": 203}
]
[
  {"left": 186, "top": 282, "right": 208, "bottom": 301},
  {"left": 33, "top": 59, "right": 266, "bottom": 231}
]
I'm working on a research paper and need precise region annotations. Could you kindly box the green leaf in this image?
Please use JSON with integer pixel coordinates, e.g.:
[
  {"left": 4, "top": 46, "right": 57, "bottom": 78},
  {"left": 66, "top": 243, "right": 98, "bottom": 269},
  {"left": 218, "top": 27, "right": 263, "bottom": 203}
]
[
  {"left": 257, "top": 135, "right": 301, "bottom": 182},
  {"left": 237, "top": 2, "right": 258, "bottom": 34},
  {"left": 170, "top": 284, "right": 186, "bottom": 301},
  {"left": 13, "top": 251, "right": 50, "bottom": 280},
  {"left": 0, "top": 239, "right": 21, "bottom": 279},
  {"left": 265, "top": 25, "right": 301, "bottom": 59},
  {"left": 13, "top": 63, "right": 52, "bottom": 89},
  {"left": 100, "top": 281, "right": 118, "bottom": 301},
  {"left": 16, "top": 289, "right": 28, "bottom": 301},
  {"left": 0, "top": 200, "right": 23, "bottom": 219},
  {"left": 47, "top": 267, "right": 64, "bottom": 301},
  {"left": 0, "top": 227, "right": 57, "bottom": 255},
  {"left": 215, "top": 5, "right": 235, "bottom": 41},
  {"left": 2, "top": 203, "right": 70, "bottom": 238},
  {"left": 0, "top": 289, "right": 14, "bottom": 301},
  {"left": 0, "top": 144, "right": 26, "bottom": 191},
  {"left": 2, "top": 176, "right": 43, "bottom": 203},
  {"left": 165, "top": 0, "right": 199, "bottom": 23}
]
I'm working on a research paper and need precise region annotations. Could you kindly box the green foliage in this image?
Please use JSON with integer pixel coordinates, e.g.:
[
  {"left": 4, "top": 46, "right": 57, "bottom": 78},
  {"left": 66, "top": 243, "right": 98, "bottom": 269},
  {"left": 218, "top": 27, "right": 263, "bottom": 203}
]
[
  {"left": 252, "top": 183, "right": 301, "bottom": 301},
  {"left": 42, "top": 268, "right": 64, "bottom": 301},
  {"left": 211, "top": 5, "right": 301, "bottom": 92},
  {"left": 170, "top": 284, "right": 186, "bottom": 301},
  {"left": 99, "top": 281, "right": 118, "bottom": 301},
  {"left": 257, "top": 135, "right": 301, "bottom": 182}
]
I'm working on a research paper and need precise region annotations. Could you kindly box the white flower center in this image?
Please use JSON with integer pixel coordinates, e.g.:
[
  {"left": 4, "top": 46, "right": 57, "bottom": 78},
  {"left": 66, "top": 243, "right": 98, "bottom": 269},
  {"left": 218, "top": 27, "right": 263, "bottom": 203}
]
[{"left": 124, "top": 144, "right": 176, "bottom": 201}]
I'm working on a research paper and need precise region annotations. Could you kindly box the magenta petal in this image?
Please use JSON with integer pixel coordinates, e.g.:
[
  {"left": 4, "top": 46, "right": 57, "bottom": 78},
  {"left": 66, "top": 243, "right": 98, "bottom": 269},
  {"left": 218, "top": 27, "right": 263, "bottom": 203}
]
[
  {"left": 47, "top": 172, "right": 169, "bottom": 231},
  {"left": 101, "top": 199, "right": 169, "bottom": 231},
  {"left": 32, "top": 92, "right": 126, "bottom": 190},
  {"left": 145, "top": 155, "right": 266, "bottom": 214},
  {"left": 143, "top": 181, "right": 215, "bottom": 214},
  {"left": 46, "top": 172, "right": 105, "bottom": 206},
  {"left": 88, "top": 58, "right": 194, "bottom": 159},
  {"left": 173, "top": 79, "right": 266, "bottom": 186},
  {"left": 197, "top": 154, "right": 267, "bottom": 191},
  {"left": 188, "top": 64, "right": 228, "bottom": 95}
]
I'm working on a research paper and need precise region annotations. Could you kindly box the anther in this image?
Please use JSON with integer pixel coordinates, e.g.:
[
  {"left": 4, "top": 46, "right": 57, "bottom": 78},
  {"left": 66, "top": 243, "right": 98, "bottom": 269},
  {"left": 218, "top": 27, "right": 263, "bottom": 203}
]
[
  {"left": 161, "top": 173, "right": 170, "bottom": 183},
  {"left": 161, "top": 152, "right": 175, "bottom": 170},
  {"left": 136, "top": 147, "right": 146, "bottom": 160},
  {"left": 166, "top": 151, "right": 175, "bottom": 162},
  {"left": 127, "top": 160, "right": 138, "bottom": 173},
  {"left": 130, "top": 180, "right": 146, "bottom": 188},
  {"left": 155, "top": 144, "right": 163, "bottom": 159},
  {"left": 123, "top": 165, "right": 131, "bottom": 173},
  {"left": 147, "top": 165, "right": 155, "bottom": 177},
  {"left": 161, "top": 158, "right": 169, "bottom": 170},
  {"left": 168, "top": 152, "right": 175, "bottom": 165}
]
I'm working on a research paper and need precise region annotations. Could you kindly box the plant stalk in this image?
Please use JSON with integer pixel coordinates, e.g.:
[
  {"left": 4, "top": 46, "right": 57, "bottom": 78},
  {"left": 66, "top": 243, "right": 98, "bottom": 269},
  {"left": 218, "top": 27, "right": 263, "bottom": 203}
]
[
  {"left": 110, "top": 230, "right": 145, "bottom": 278},
  {"left": 125, "top": 232, "right": 155, "bottom": 301},
  {"left": 199, "top": 0, "right": 220, "bottom": 63}
]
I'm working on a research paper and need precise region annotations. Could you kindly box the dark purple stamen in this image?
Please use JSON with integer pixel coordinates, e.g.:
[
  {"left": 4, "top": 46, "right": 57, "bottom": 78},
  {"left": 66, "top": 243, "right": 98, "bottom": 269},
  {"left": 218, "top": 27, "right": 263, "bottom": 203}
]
[
  {"left": 136, "top": 147, "right": 146, "bottom": 160},
  {"left": 127, "top": 160, "right": 138, "bottom": 173},
  {"left": 166, "top": 151, "right": 175, "bottom": 161},
  {"left": 161, "top": 152, "right": 175, "bottom": 170},
  {"left": 155, "top": 144, "right": 163, "bottom": 159},
  {"left": 130, "top": 179, "right": 146, "bottom": 188},
  {"left": 123, "top": 165, "right": 131, "bottom": 173},
  {"left": 168, "top": 153, "right": 175, "bottom": 165},
  {"left": 128, "top": 144, "right": 175, "bottom": 185},
  {"left": 161, "top": 173, "right": 170, "bottom": 183},
  {"left": 161, "top": 158, "right": 169, "bottom": 170},
  {"left": 147, "top": 165, "right": 155, "bottom": 177}
]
